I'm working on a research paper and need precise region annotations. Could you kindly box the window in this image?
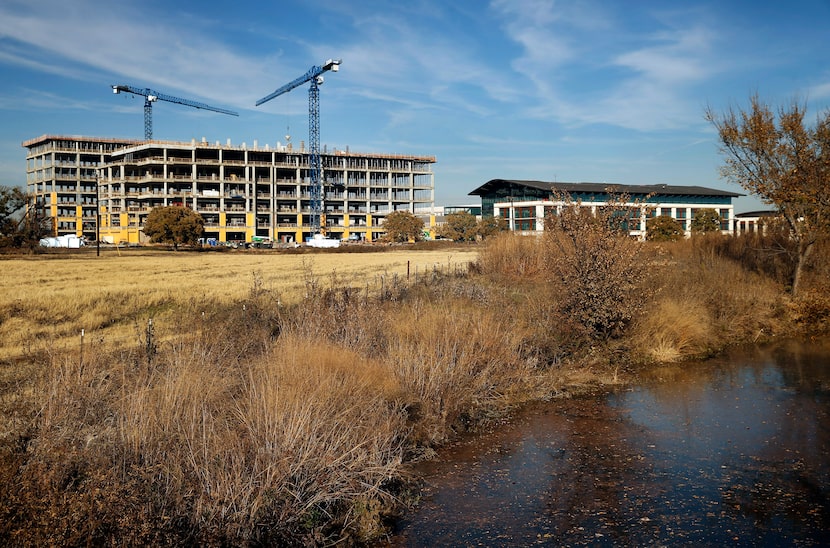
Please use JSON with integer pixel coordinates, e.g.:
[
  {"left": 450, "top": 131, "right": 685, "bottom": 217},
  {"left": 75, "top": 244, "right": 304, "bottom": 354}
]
[{"left": 517, "top": 206, "right": 534, "bottom": 219}]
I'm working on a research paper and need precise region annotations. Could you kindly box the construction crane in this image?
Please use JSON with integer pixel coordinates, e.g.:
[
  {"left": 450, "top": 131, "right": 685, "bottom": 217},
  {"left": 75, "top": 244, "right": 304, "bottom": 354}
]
[
  {"left": 112, "top": 84, "right": 239, "bottom": 140},
  {"left": 255, "top": 59, "right": 341, "bottom": 234}
]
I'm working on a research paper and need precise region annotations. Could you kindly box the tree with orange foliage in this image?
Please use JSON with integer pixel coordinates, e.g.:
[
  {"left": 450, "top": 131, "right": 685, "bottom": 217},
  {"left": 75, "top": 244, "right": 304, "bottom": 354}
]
[{"left": 706, "top": 95, "right": 830, "bottom": 295}]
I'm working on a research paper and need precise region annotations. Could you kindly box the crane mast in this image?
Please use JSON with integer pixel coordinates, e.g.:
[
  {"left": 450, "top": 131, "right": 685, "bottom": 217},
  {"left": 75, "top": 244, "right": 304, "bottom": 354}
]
[
  {"left": 112, "top": 85, "right": 239, "bottom": 140},
  {"left": 256, "top": 59, "right": 341, "bottom": 234}
]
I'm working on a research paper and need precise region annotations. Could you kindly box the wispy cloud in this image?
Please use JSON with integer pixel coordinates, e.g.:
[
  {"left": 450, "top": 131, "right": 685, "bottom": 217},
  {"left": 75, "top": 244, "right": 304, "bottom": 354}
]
[
  {"left": 809, "top": 80, "right": 830, "bottom": 101},
  {"left": 0, "top": 0, "right": 276, "bottom": 109},
  {"left": 330, "top": 10, "right": 520, "bottom": 113},
  {"left": 614, "top": 27, "right": 713, "bottom": 85},
  {"left": 490, "top": 0, "right": 718, "bottom": 131},
  {"left": 0, "top": 0, "right": 807, "bottom": 139},
  {"left": 0, "top": 87, "right": 104, "bottom": 112}
]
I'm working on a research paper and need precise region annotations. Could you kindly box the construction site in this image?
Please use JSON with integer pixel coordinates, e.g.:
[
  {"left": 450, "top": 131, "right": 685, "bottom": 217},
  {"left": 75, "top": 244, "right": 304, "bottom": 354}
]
[
  {"left": 22, "top": 60, "right": 437, "bottom": 245},
  {"left": 24, "top": 135, "right": 435, "bottom": 245}
]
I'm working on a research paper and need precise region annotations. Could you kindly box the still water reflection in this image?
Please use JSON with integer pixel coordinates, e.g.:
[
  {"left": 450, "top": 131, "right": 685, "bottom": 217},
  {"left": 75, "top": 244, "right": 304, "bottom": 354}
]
[{"left": 387, "top": 341, "right": 830, "bottom": 546}]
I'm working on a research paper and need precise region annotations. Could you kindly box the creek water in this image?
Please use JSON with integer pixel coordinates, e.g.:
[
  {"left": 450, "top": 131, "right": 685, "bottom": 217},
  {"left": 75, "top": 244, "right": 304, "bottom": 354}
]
[{"left": 385, "top": 341, "right": 830, "bottom": 546}]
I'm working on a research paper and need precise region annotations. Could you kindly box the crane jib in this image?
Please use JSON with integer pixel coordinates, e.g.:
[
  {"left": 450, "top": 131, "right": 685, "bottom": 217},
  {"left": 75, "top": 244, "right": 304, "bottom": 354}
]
[
  {"left": 112, "top": 84, "right": 238, "bottom": 140},
  {"left": 112, "top": 85, "right": 238, "bottom": 116},
  {"left": 254, "top": 59, "right": 340, "bottom": 106}
]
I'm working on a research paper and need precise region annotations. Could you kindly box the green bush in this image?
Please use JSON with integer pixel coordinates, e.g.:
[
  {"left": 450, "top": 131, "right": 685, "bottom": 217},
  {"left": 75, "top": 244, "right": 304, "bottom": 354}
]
[
  {"left": 690, "top": 208, "right": 721, "bottom": 233},
  {"left": 646, "top": 215, "right": 684, "bottom": 241}
]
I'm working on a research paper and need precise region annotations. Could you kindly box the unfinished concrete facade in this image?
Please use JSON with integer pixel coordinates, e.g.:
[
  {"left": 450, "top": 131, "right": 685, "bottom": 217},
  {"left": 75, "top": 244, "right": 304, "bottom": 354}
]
[
  {"left": 24, "top": 135, "right": 436, "bottom": 244},
  {"left": 23, "top": 135, "right": 140, "bottom": 239}
]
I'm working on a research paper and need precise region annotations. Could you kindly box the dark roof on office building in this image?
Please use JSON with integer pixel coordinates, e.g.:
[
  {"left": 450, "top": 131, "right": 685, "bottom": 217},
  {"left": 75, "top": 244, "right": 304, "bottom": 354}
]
[
  {"left": 735, "top": 210, "right": 778, "bottom": 218},
  {"left": 469, "top": 179, "right": 743, "bottom": 198}
]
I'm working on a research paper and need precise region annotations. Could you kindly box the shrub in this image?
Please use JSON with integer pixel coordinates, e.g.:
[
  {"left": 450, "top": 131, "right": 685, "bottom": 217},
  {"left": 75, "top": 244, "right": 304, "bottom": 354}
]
[
  {"left": 476, "top": 215, "right": 508, "bottom": 240},
  {"left": 646, "top": 215, "right": 684, "bottom": 242},
  {"left": 543, "top": 194, "right": 650, "bottom": 340},
  {"left": 690, "top": 208, "right": 721, "bottom": 233},
  {"left": 143, "top": 206, "right": 204, "bottom": 249},
  {"left": 438, "top": 211, "right": 478, "bottom": 241},
  {"left": 381, "top": 211, "right": 423, "bottom": 243}
]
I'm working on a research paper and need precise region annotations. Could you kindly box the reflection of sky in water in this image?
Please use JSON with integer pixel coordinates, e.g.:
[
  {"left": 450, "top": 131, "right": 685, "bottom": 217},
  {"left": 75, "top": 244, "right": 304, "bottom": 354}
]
[
  {"left": 390, "top": 343, "right": 830, "bottom": 547},
  {"left": 609, "top": 349, "right": 830, "bottom": 471},
  {"left": 611, "top": 362, "right": 787, "bottom": 458}
]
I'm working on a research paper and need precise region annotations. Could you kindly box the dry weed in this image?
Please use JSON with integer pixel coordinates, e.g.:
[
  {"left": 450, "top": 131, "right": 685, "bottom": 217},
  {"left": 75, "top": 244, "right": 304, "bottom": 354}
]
[{"left": 631, "top": 296, "right": 713, "bottom": 362}]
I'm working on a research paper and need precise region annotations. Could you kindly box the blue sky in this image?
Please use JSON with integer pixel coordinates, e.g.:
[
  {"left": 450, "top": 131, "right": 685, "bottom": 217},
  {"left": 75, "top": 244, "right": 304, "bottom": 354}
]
[{"left": 1, "top": 0, "right": 828, "bottom": 212}]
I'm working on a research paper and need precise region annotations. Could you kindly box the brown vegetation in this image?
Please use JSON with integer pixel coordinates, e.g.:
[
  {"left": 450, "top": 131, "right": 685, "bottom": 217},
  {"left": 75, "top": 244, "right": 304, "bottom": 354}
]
[
  {"left": 706, "top": 95, "right": 830, "bottom": 295},
  {"left": 1, "top": 233, "right": 828, "bottom": 545}
]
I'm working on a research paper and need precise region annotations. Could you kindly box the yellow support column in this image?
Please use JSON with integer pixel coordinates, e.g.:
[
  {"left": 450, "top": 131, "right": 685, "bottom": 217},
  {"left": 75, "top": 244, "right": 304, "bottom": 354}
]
[
  {"left": 365, "top": 214, "right": 373, "bottom": 242},
  {"left": 246, "top": 212, "right": 255, "bottom": 242},
  {"left": 119, "top": 213, "right": 129, "bottom": 243},
  {"left": 75, "top": 205, "right": 83, "bottom": 236},
  {"left": 342, "top": 213, "right": 350, "bottom": 240},
  {"left": 295, "top": 213, "right": 303, "bottom": 244},
  {"left": 48, "top": 197, "right": 57, "bottom": 235}
]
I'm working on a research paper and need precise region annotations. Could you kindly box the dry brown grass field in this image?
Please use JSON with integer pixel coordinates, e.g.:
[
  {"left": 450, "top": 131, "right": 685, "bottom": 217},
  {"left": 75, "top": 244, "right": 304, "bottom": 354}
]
[{"left": 0, "top": 246, "right": 476, "bottom": 363}]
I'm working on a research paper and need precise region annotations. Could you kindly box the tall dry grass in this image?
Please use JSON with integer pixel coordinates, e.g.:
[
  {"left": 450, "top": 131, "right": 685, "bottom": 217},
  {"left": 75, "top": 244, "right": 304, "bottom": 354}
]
[
  {"left": 4, "top": 330, "right": 409, "bottom": 545},
  {"left": 1, "top": 248, "right": 570, "bottom": 545},
  {"left": 383, "top": 297, "right": 542, "bottom": 445},
  {"left": 477, "top": 229, "right": 807, "bottom": 364},
  {"left": 628, "top": 236, "right": 790, "bottom": 362},
  {"left": 475, "top": 231, "right": 545, "bottom": 281}
]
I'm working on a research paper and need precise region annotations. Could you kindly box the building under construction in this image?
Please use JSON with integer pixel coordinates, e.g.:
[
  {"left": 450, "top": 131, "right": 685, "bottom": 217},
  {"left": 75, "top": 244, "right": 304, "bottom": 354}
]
[{"left": 23, "top": 135, "right": 436, "bottom": 244}]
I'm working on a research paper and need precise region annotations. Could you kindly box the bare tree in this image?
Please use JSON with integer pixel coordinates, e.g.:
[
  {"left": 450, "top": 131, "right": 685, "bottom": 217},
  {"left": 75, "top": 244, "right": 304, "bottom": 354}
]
[
  {"left": 705, "top": 95, "right": 830, "bottom": 295},
  {"left": 0, "top": 186, "right": 50, "bottom": 249}
]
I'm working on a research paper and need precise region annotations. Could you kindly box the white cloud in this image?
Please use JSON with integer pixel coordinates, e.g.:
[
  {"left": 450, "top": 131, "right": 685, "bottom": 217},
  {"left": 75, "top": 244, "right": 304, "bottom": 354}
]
[
  {"left": 0, "top": 0, "right": 276, "bottom": 109},
  {"left": 809, "top": 80, "right": 830, "bottom": 101},
  {"left": 489, "top": 0, "right": 719, "bottom": 131},
  {"left": 614, "top": 27, "right": 713, "bottom": 85},
  {"left": 330, "top": 11, "right": 519, "bottom": 112}
]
